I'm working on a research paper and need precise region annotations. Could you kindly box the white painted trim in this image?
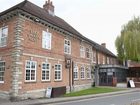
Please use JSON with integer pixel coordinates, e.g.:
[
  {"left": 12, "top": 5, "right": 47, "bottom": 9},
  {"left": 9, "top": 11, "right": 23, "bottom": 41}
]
[
  {"left": 25, "top": 60, "right": 37, "bottom": 82},
  {"left": 23, "top": 53, "right": 64, "bottom": 62},
  {"left": 41, "top": 62, "right": 51, "bottom": 81},
  {"left": 64, "top": 39, "right": 71, "bottom": 55},
  {"left": 42, "top": 31, "right": 52, "bottom": 50},
  {"left": 0, "top": 81, "right": 4, "bottom": 83},
  {"left": 0, "top": 61, "right": 5, "bottom": 83},
  {"left": 54, "top": 64, "right": 62, "bottom": 81},
  {"left": 0, "top": 26, "right": 8, "bottom": 48},
  {"left": 74, "top": 65, "right": 79, "bottom": 80},
  {"left": 80, "top": 65, "right": 85, "bottom": 79}
]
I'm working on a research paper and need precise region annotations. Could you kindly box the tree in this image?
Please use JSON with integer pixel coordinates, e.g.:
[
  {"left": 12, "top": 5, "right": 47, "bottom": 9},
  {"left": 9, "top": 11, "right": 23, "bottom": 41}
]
[{"left": 115, "top": 17, "right": 140, "bottom": 62}]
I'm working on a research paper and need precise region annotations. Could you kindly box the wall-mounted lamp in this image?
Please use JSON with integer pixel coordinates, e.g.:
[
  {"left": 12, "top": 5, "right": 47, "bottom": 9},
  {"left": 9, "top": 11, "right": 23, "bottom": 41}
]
[
  {"left": 34, "top": 18, "right": 40, "bottom": 22},
  {"left": 39, "top": 64, "right": 41, "bottom": 68},
  {"left": 52, "top": 66, "right": 54, "bottom": 69}
]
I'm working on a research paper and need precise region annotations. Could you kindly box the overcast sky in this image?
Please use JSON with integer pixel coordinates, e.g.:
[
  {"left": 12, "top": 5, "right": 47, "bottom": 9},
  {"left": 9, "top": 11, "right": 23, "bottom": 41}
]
[{"left": 0, "top": 0, "right": 140, "bottom": 55}]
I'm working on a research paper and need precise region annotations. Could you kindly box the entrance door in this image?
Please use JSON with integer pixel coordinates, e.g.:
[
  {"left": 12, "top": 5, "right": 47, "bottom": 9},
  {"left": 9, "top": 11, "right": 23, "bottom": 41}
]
[{"left": 99, "top": 71, "right": 113, "bottom": 86}]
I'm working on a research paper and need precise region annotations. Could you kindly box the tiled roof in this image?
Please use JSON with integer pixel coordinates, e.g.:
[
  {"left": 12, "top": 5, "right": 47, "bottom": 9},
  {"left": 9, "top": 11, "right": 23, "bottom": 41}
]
[{"left": 0, "top": 0, "right": 116, "bottom": 57}]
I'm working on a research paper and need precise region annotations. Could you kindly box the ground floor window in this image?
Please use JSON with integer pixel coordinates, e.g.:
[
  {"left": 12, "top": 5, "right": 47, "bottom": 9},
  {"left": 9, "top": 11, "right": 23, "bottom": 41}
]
[
  {"left": 55, "top": 64, "right": 62, "bottom": 81},
  {"left": 42, "top": 63, "right": 51, "bottom": 81},
  {"left": 86, "top": 67, "right": 91, "bottom": 79},
  {"left": 74, "top": 65, "right": 78, "bottom": 80},
  {"left": 25, "top": 60, "right": 37, "bottom": 82},
  {"left": 80, "top": 66, "right": 85, "bottom": 79},
  {"left": 0, "top": 61, "right": 5, "bottom": 83}
]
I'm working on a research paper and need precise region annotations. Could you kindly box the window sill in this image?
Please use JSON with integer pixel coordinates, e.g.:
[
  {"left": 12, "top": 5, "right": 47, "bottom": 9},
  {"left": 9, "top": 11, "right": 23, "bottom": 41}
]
[
  {"left": 0, "top": 45, "right": 7, "bottom": 48},
  {"left": 64, "top": 52, "right": 71, "bottom": 55},
  {"left": 25, "top": 80, "right": 36, "bottom": 83},
  {"left": 0, "top": 81, "right": 4, "bottom": 84},
  {"left": 74, "top": 79, "right": 79, "bottom": 81},
  {"left": 41, "top": 80, "right": 51, "bottom": 83},
  {"left": 54, "top": 80, "right": 62, "bottom": 82},
  {"left": 80, "top": 78, "right": 86, "bottom": 80}
]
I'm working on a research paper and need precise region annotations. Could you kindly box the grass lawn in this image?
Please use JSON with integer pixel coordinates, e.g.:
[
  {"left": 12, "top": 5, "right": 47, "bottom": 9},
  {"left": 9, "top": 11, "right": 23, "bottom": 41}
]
[{"left": 64, "top": 87, "right": 125, "bottom": 97}]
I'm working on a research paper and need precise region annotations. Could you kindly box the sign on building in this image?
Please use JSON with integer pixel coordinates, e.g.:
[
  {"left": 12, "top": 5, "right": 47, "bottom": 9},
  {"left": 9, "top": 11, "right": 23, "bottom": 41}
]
[{"left": 65, "top": 58, "right": 71, "bottom": 69}]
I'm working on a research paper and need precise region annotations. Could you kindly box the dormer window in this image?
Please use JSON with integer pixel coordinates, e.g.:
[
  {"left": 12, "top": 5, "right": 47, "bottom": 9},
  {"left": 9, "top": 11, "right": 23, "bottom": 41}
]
[{"left": 0, "top": 26, "right": 8, "bottom": 47}]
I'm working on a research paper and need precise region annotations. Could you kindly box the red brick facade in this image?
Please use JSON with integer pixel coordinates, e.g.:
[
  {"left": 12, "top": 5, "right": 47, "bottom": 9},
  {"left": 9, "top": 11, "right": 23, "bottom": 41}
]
[{"left": 0, "top": 0, "right": 117, "bottom": 100}]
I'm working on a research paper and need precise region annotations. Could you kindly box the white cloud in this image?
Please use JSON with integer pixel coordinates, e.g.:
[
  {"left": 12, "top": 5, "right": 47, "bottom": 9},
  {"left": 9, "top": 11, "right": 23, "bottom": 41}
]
[{"left": 1, "top": 0, "right": 140, "bottom": 54}]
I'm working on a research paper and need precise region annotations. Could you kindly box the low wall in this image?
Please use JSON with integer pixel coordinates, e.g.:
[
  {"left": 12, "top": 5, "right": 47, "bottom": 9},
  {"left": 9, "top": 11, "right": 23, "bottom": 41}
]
[{"left": 67, "top": 83, "right": 92, "bottom": 92}]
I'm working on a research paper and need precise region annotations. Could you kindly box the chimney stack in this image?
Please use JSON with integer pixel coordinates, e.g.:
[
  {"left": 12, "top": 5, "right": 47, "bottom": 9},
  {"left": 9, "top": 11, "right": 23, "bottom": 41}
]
[
  {"left": 43, "top": 0, "right": 55, "bottom": 16},
  {"left": 101, "top": 43, "right": 106, "bottom": 48}
]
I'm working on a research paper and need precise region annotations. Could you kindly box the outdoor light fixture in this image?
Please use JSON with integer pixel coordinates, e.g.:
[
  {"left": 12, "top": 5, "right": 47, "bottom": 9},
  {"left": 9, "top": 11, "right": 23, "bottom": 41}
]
[{"left": 34, "top": 18, "right": 39, "bottom": 22}]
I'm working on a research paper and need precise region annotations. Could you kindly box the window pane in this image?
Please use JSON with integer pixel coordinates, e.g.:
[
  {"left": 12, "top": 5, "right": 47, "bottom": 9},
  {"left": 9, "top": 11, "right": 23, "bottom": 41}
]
[
  {"left": 42, "top": 31, "right": 51, "bottom": 49},
  {"left": 55, "top": 64, "right": 62, "bottom": 80},
  {"left": 25, "top": 61, "right": 36, "bottom": 81},
  {"left": 42, "top": 63, "right": 50, "bottom": 81}
]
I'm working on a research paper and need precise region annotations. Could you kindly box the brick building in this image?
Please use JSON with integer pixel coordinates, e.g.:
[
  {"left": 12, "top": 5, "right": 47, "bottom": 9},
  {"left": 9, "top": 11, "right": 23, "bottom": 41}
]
[{"left": 0, "top": 0, "right": 118, "bottom": 100}]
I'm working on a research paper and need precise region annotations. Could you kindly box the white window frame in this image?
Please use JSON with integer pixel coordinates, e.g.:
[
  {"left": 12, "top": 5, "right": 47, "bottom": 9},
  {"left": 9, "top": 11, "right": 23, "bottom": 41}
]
[
  {"left": 80, "top": 45, "right": 85, "bottom": 58},
  {"left": 80, "top": 66, "right": 85, "bottom": 79},
  {"left": 86, "top": 67, "right": 91, "bottom": 79},
  {"left": 41, "top": 62, "right": 51, "bottom": 81},
  {"left": 42, "top": 31, "right": 52, "bottom": 50},
  {"left": 25, "top": 60, "right": 37, "bottom": 82},
  {"left": 86, "top": 47, "right": 92, "bottom": 59},
  {"left": 54, "top": 64, "right": 62, "bottom": 81},
  {"left": 0, "top": 61, "right": 5, "bottom": 83},
  {"left": 73, "top": 65, "right": 78, "bottom": 80},
  {"left": 0, "top": 26, "right": 8, "bottom": 47},
  {"left": 64, "top": 39, "right": 71, "bottom": 54}
]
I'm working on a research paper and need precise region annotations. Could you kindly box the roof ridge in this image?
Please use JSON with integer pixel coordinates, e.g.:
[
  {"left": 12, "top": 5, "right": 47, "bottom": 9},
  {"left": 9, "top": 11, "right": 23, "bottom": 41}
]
[
  {"left": 0, "top": 0, "right": 27, "bottom": 15},
  {"left": 0, "top": 0, "right": 116, "bottom": 57}
]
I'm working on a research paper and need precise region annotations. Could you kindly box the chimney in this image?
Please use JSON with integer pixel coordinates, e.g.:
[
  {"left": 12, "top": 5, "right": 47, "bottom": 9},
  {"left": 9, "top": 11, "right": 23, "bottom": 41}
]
[
  {"left": 43, "top": 0, "right": 55, "bottom": 16},
  {"left": 101, "top": 43, "right": 106, "bottom": 48}
]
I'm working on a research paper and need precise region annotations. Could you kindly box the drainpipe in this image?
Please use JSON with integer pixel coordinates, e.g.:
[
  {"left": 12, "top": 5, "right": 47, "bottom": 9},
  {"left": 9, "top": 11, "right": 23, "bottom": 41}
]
[
  {"left": 72, "top": 61, "right": 74, "bottom": 86},
  {"left": 95, "top": 50, "right": 99, "bottom": 86}
]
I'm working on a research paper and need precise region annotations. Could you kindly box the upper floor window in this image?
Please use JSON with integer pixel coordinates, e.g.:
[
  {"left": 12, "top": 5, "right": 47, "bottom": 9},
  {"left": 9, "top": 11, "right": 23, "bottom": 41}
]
[
  {"left": 73, "top": 64, "right": 78, "bottom": 80},
  {"left": 80, "top": 46, "right": 85, "bottom": 58},
  {"left": 103, "top": 56, "right": 106, "bottom": 64},
  {"left": 0, "top": 61, "right": 5, "bottom": 83},
  {"left": 55, "top": 64, "right": 62, "bottom": 81},
  {"left": 64, "top": 39, "right": 71, "bottom": 54},
  {"left": 93, "top": 50, "right": 96, "bottom": 63},
  {"left": 107, "top": 57, "right": 110, "bottom": 64},
  {"left": 42, "top": 31, "right": 52, "bottom": 50},
  {"left": 0, "top": 26, "right": 8, "bottom": 47},
  {"left": 42, "top": 63, "right": 51, "bottom": 81},
  {"left": 86, "top": 48, "right": 92, "bottom": 59},
  {"left": 25, "top": 60, "right": 37, "bottom": 82}
]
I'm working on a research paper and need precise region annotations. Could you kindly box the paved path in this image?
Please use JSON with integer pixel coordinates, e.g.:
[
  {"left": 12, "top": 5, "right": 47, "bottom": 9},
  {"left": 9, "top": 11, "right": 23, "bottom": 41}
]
[
  {"left": 53, "top": 92, "right": 140, "bottom": 105},
  {"left": 0, "top": 88, "right": 139, "bottom": 105}
]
